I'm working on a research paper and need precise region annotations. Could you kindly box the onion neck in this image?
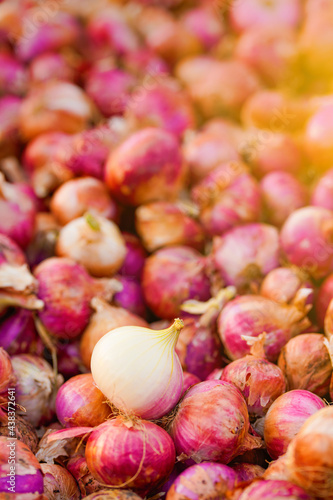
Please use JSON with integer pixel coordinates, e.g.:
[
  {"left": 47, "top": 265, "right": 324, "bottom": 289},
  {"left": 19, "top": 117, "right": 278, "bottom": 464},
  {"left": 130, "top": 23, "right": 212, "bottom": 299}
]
[
  {"left": 0, "top": 291, "right": 44, "bottom": 310},
  {"left": 181, "top": 286, "right": 236, "bottom": 327},
  {"left": 91, "top": 277, "right": 123, "bottom": 303},
  {"left": 158, "top": 318, "right": 184, "bottom": 349}
]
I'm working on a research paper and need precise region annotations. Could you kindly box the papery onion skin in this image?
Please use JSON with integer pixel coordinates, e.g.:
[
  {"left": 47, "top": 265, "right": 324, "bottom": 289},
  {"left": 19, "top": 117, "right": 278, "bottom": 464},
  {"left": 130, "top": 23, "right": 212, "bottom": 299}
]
[
  {"left": 192, "top": 163, "right": 261, "bottom": 237},
  {"left": 231, "top": 463, "right": 265, "bottom": 483},
  {"left": 80, "top": 298, "right": 148, "bottom": 370},
  {"left": 113, "top": 276, "right": 146, "bottom": 318},
  {"left": 280, "top": 206, "right": 333, "bottom": 279},
  {"left": 212, "top": 223, "right": 280, "bottom": 291},
  {"left": 260, "top": 267, "right": 313, "bottom": 306},
  {"left": 135, "top": 201, "right": 205, "bottom": 252},
  {"left": 221, "top": 354, "right": 286, "bottom": 417},
  {"left": 85, "top": 418, "right": 176, "bottom": 491},
  {"left": 50, "top": 177, "right": 119, "bottom": 226},
  {"left": 91, "top": 320, "right": 184, "bottom": 420},
  {"left": 264, "top": 390, "right": 326, "bottom": 460},
  {"left": 55, "top": 374, "right": 111, "bottom": 428},
  {"left": 0, "top": 437, "right": 43, "bottom": 494},
  {"left": 105, "top": 127, "right": 186, "bottom": 206},
  {"left": 278, "top": 334, "right": 332, "bottom": 396},
  {"left": 285, "top": 406, "right": 333, "bottom": 499},
  {"left": 41, "top": 463, "right": 80, "bottom": 500},
  {"left": 237, "top": 479, "right": 313, "bottom": 500},
  {"left": 169, "top": 380, "right": 249, "bottom": 464},
  {"left": 260, "top": 171, "right": 307, "bottom": 227},
  {"left": 182, "top": 372, "right": 201, "bottom": 395},
  {"left": 166, "top": 462, "right": 237, "bottom": 500},
  {"left": 82, "top": 490, "right": 144, "bottom": 500},
  {"left": 119, "top": 233, "right": 147, "bottom": 280},
  {"left": 217, "top": 294, "right": 309, "bottom": 362},
  {"left": 142, "top": 246, "right": 211, "bottom": 320},
  {"left": 66, "top": 453, "right": 104, "bottom": 497},
  {"left": 263, "top": 454, "right": 289, "bottom": 481},
  {"left": 0, "top": 413, "right": 38, "bottom": 453}
]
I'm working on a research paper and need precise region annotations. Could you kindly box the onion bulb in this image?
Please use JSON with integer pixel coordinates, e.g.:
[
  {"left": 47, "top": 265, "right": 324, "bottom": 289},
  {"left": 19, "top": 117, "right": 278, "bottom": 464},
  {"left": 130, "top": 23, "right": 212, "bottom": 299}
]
[
  {"left": 41, "top": 463, "right": 80, "bottom": 500},
  {"left": 91, "top": 319, "right": 184, "bottom": 419},
  {"left": 260, "top": 267, "right": 313, "bottom": 306},
  {"left": 0, "top": 347, "right": 15, "bottom": 393},
  {"left": 82, "top": 491, "right": 143, "bottom": 500},
  {"left": 236, "top": 479, "right": 313, "bottom": 500}
]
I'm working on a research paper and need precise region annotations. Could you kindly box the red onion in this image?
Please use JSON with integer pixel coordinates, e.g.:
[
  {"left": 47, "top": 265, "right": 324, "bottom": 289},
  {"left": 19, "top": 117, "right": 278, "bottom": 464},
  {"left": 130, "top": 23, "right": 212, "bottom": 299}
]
[
  {"left": 182, "top": 372, "right": 200, "bottom": 395},
  {"left": 236, "top": 480, "right": 313, "bottom": 500},
  {"left": 206, "top": 368, "right": 224, "bottom": 381},
  {"left": 85, "top": 68, "right": 135, "bottom": 117},
  {"left": 176, "top": 58, "right": 260, "bottom": 119},
  {"left": 192, "top": 163, "right": 261, "bottom": 237},
  {"left": 105, "top": 127, "right": 186, "bottom": 206},
  {"left": 126, "top": 79, "right": 195, "bottom": 138},
  {"left": 0, "top": 412, "right": 38, "bottom": 453},
  {"left": 66, "top": 453, "right": 104, "bottom": 497},
  {"left": 0, "top": 174, "right": 37, "bottom": 248},
  {"left": 56, "top": 214, "right": 126, "bottom": 277},
  {"left": 217, "top": 292, "right": 311, "bottom": 361},
  {"left": 0, "top": 52, "right": 27, "bottom": 96},
  {"left": 82, "top": 490, "right": 144, "bottom": 500},
  {"left": 0, "top": 95, "right": 22, "bottom": 159},
  {"left": 183, "top": 129, "right": 240, "bottom": 185},
  {"left": 181, "top": 5, "right": 225, "bottom": 50},
  {"left": 35, "top": 424, "right": 81, "bottom": 465},
  {"left": 311, "top": 167, "right": 333, "bottom": 210},
  {"left": 212, "top": 223, "right": 280, "bottom": 291},
  {"left": 57, "top": 341, "right": 87, "bottom": 379},
  {"left": 51, "top": 177, "right": 119, "bottom": 226},
  {"left": 123, "top": 47, "right": 169, "bottom": 77},
  {"left": 135, "top": 201, "right": 204, "bottom": 252},
  {"left": 55, "top": 373, "right": 111, "bottom": 428},
  {"left": 229, "top": 0, "right": 302, "bottom": 33},
  {"left": 260, "top": 171, "right": 307, "bottom": 227},
  {"left": 119, "top": 233, "right": 147, "bottom": 280},
  {"left": 305, "top": 103, "right": 333, "bottom": 168},
  {"left": 285, "top": 406, "right": 333, "bottom": 499},
  {"left": 29, "top": 52, "right": 75, "bottom": 85},
  {"left": 0, "top": 437, "right": 43, "bottom": 494},
  {"left": 260, "top": 267, "right": 313, "bottom": 306},
  {"left": 316, "top": 273, "right": 333, "bottom": 328},
  {"left": 19, "top": 81, "right": 93, "bottom": 140},
  {"left": 80, "top": 297, "right": 148, "bottom": 370},
  {"left": 34, "top": 257, "right": 121, "bottom": 339},
  {"left": 280, "top": 206, "right": 333, "bottom": 279},
  {"left": 166, "top": 462, "right": 237, "bottom": 500},
  {"left": 142, "top": 246, "right": 211, "bottom": 319},
  {"left": 41, "top": 464, "right": 80, "bottom": 500},
  {"left": 113, "top": 276, "right": 146, "bottom": 318},
  {"left": 169, "top": 380, "right": 254, "bottom": 464},
  {"left": 85, "top": 418, "right": 175, "bottom": 491},
  {"left": 278, "top": 334, "right": 332, "bottom": 397},
  {"left": 16, "top": 12, "right": 80, "bottom": 62},
  {"left": 221, "top": 334, "right": 286, "bottom": 417},
  {"left": 0, "top": 347, "right": 15, "bottom": 393},
  {"left": 11, "top": 354, "right": 63, "bottom": 427},
  {"left": 264, "top": 390, "right": 326, "bottom": 460},
  {"left": 231, "top": 463, "right": 264, "bottom": 483}
]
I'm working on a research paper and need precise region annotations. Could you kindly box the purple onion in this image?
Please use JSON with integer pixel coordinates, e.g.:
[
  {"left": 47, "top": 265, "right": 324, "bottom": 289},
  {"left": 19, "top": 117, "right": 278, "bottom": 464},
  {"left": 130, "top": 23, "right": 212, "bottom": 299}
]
[
  {"left": 0, "top": 52, "right": 28, "bottom": 95},
  {"left": 118, "top": 232, "right": 147, "bottom": 280},
  {"left": 231, "top": 463, "right": 265, "bottom": 483},
  {"left": 57, "top": 341, "right": 87, "bottom": 379},
  {"left": 182, "top": 371, "right": 201, "bottom": 395},
  {"left": 113, "top": 276, "right": 146, "bottom": 318},
  {"left": 238, "top": 479, "right": 314, "bottom": 500},
  {"left": 0, "top": 309, "right": 42, "bottom": 355},
  {"left": 29, "top": 52, "right": 76, "bottom": 84},
  {"left": 311, "top": 167, "right": 333, "bottom": 211},
  {"left": 260, "top": 267, "right": 314, "bottom": 306}
]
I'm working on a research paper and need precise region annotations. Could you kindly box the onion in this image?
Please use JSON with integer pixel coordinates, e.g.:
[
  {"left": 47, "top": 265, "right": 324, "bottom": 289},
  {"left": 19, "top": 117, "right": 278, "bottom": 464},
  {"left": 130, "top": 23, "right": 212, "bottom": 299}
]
[
  {"left": 0, "top": 437, "right": 43, "bottom": 494},
  {"left": 29, "top": 52, "right": 75, "bottom": 85},
  {"left": 260, "top": 171, "right": 307, "bottom": 227},
  {"left": 0, "top": 347, "right": 15, "bottom": 393},
  {"left": 11, "top": 354, "right": 63, "bottom": 427},
  {"left": 221, "top": 334, "right": 286, "bottom": 417},
  {"left": 192, "top": 162, "right": 261, "bottom": 237},
  {"left": 285, "top": 406, "right": 333, "bottom": 499},
  {"left": 135, "top": 201, "right": 204, "bottom": 252},
  {"left": 25, "top": 212, "right": 59, "bottom": 269},
  {"left": 0, "top": 234, "right": 35, "bottom": 293},
  {"left": 85, "top": 418, "right": 176, "bottom": 491},
  {"left": 236, "top": 479, "right": 313, "bottom": 500},
  {"left": 80, "top": 297, "right": 148, "bottom": 370},
  {"left": 206, "top": 368, "right": 224, "bottom": 381},
  {"left": 212, "top": 223, "right": 280, "bottom": 291},
  {"left": 55, "top": 373, "right": 111, "bottom": 428},
  {"left": 85, "top": 68, "right": 135, "bottom": 117},
  {"left": 51, "top": 177, "right": 119, "bottom": 226},
  {"left": 105, "top": 127, "right": 186, "bottom": 206},
  {"left": 263, "top": 454, "right": 289, "bottom": 481},
  {"left": 0, "top": 173, "right": 36, "bottom": 248},
  {"left": 182, "top": 372, "right": 200, "bottom": 395},
  {"left": 40, "top": 464, "right": 80, "bottom": 500},
  {"left": 166, "top": 462, "right": 237, "bottom": 500},
  {"left": 126, "top": 79, "right": 195, "bottom": 138},
  {"left": 311, "top": 167, "right": 333, "bottom": 211},
  {"left": 19, "top": 81, "right": 93, "bottom": 140},
  {"left": 316, "top": 273, "right": 333, "bottom": 328},
  {"left": 0, "top": 96, "right": 21, "bottom": 159},
  {"left": 260, "top": 267, "right": 313, "bottom": 306},
  {"left": 56, "top": 214, "right": 126, "bottom": 277},
  {"left": 168, "top": 380, "right": 256, "bottom": 464},
  {"left": 36, "top": 425, "right": 80, "bottom": 465},
  {"left": 119, "top": 233, "right": 147, "bottom": 280},
  {"left": 264, "top": 390, "right": 326, "bottom": 460},
  {"left": 305, "top": 103, "right": 333, "bottom": 168},
  {"left": 142, "top": 246, "right": 211, "bottom": 320},
  {"left": 113, "top": 276, "right": 146, "bottom": 318},
  {"left": 0, "top": 413, "right": 38, "bottom": 453},
  {"left": 57, "top": 341, "right": 87, "bottom": 379},
  {"left": 0, "top": 52, "right": 27, "bottom": 96},
  {"left": 34, "top": 257, "right": 121, "bottom": 339},
  {"left": 231, "top": 463, "right": 265, "bottom": 483},
  {"left": 82, "top": 491, "right": 143, "bottom": 500},
  {"left": 181, "top": 5, "right": 225, "bottom": 50},
  {"left": 278, "top": 334, "right": 332, "bottom": 396},
  {"left": 66, "top": 453, "right": 104, "bottom": 497},
  {"left": 280, "top": 206, "right": 333, "bottom": 279},
  {"left": 217, "top": 292, "right": 311, "bottom": 361},
  {"left": 123, "top": 47, "right": 169, "bottom": 77},
  {"left": 91, "top": 319, "right": 184, "bottom": 419}
]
